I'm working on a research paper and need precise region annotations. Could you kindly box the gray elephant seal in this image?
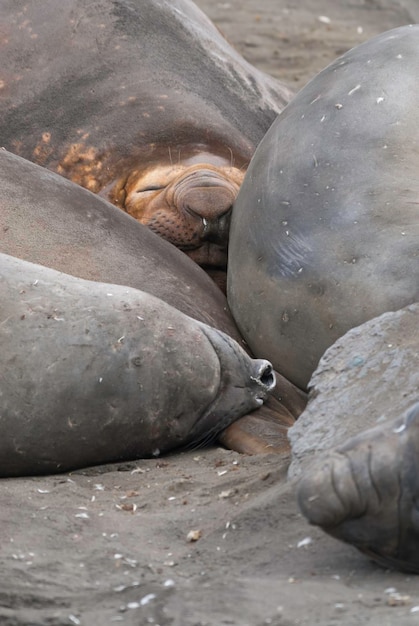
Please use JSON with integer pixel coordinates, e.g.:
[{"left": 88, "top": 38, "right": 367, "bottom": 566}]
[
  {"left": 228, "top": 25, "right": 419, "bottom": 389},
  {"left": 294, "top": 301, "right": 419, "bottom": 574},
  {"left": 0, "top": 253, "right": 275, "bottom": 476},
  {"left": 297, "top": 403, "right": 419, "bottom": 574}
]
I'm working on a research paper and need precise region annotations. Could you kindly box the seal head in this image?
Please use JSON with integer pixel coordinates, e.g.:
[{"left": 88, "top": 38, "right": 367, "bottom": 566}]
[
  {"left": 107, "top": 151, "right": 244, "bottom": 271},
  {"left": 0, "top": 252, "right": 276, "bottom": 476}
]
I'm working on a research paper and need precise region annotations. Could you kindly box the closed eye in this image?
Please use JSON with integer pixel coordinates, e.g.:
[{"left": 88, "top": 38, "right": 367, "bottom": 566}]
[{"left": 136, "top": 185, "right": 165, "bottom": 193}]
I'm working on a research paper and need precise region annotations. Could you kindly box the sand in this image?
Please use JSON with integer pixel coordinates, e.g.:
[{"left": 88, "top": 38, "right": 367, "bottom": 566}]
[{"left": 2, "top": 1, "right": 419, "bottom": 624}]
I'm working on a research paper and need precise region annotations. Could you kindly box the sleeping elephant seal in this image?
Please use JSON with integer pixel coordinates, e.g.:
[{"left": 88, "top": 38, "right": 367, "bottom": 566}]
[
  {"left": 0, "top": 0, "right": 292, "bottom": 284},
  {"left": 227, "top": 25, "right": 419, "bottom": 389},
  {"left": 0, "top": 252, "right": 275, "bottom": 476},
  {"left": 0, "top": 150, "right": 307, "bottom": 457}
]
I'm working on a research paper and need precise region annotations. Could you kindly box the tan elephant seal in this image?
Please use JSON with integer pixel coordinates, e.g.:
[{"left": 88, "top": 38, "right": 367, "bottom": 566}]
[{"left": 105, "top": 152, "right": 245, "bottom": 286}]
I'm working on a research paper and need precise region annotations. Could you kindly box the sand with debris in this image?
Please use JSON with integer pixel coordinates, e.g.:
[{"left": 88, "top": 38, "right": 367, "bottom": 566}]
[{"left": 2, "top": 1, "right": 419, "bottom": 624}]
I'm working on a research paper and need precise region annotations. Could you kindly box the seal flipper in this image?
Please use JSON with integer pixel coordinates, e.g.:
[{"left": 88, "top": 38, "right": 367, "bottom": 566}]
[
  {"left": 297, "top": 403, "right": 419, "bottom": 573},
  {"left": 218, "top": 399, "right": 296, "bottom": 456},
  {"left": 218, "top": 369, "right": 307, "bottom": 456}
]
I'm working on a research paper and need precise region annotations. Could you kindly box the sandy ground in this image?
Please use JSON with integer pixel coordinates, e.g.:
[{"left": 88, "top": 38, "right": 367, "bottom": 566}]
[{"left": 2, "top": 2, "right": 419, "bottom": 625}]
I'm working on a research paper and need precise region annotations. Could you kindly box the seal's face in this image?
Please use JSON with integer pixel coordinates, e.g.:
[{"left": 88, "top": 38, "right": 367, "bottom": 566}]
[{"left": 108, "top": 153, "right": 245, "bottom": 271}]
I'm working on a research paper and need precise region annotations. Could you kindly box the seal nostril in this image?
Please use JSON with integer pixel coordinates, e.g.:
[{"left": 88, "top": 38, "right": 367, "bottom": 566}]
[
  {"left": 252, "top": 360, "right": 276, "bottom": 391},
  {"left": 260, "top": 363, "right": 275, "bottom": 389}
]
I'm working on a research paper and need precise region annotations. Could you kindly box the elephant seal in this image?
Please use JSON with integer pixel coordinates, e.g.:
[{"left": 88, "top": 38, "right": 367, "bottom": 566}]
[
  {"left": 288, "top": 303, "right": 419, "bottom": 478},
  {"left": 0, "top": 0, "right": 292, "bottom": 281},
  {"left": 0, "top": 252, "right": 275, "bottom": 476},
  {"left": 293, "top": 302, "right": 419, "bottom": 573},
  {"left": 227, "top": 25, "right": 419, "bottom": 389},
  {"left": 0, "top": 150, "right": 307, "bottom": 455},
  {"left": 297, "top": 403, "right": 419, "bottom": 574}
]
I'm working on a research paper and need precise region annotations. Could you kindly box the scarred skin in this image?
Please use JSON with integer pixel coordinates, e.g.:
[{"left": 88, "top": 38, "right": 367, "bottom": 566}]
[
  {"left": 297, "top": 403, "right": 419, "bottom": 573},
  {"left": 0, "top": 0, "right": 292, "bottom": 279}
]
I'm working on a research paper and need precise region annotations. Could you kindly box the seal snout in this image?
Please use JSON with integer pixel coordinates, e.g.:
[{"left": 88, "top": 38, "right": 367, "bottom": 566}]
[
  {"left": 168, "top": 169, "right": 240, "bottom": 266},
  {"left": 250, "top": 359, "right": 276, "bottom": 405},
  {"left": 121, "top": 162, "right": 244, "bottom": 273},
  {"left": 253, "top": 359, "right": 276, "bottom": 390},
  {"left": 201, "top": 208, "right": 232, "bottom": 245},
  {"left": 175, "top": 169, "right": 238, "bottom": 217}
]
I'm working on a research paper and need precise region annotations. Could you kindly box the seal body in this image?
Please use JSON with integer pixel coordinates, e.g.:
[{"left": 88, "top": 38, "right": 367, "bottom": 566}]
[
  {"left": 0, "top": 253, "right": 275, "bottom": 476},
  {"left": 228, "top": 25, "right": 419, "bottom": 389},
  {"left": 0, "top": 0, "right": 292, "bottom": 274},
  {"left": 288, "top": 303, "right": 419, "bottom": 479},
  {"left": 297, "top": 401, "right": 419, "bottom": 574},
  {"left": 293, "top": 303, "right": 419, "bottom": 573}
]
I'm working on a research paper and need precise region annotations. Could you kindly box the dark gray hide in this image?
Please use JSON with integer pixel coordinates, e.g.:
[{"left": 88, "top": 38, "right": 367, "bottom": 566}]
[
  {"left": 0, "top": 0, "right": 292, "bottom": 189},
  {"left": 289, "top": 302, "right": 419, "bottom": 478},
  {"left": 0, "top": 150, "right": 306, "bottom": 417},
  {"left": 228, "top": 25, "right": 419, "bottom": 389},
  {"left": 0, "top": 253, "right": 275, "bottom": 476}
]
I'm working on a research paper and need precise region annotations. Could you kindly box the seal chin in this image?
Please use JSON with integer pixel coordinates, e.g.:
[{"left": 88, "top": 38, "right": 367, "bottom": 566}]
[{"left": 186, "top": 242, "right": 228, "bottom": 268}]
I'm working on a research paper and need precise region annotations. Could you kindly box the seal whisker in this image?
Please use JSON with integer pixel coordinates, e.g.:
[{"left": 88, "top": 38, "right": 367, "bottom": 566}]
[
  {"left": 183, "top": 425, "right": 221, "bottom": 452},
  {"left": 227, "top": 146, "right": 234, "bottom": 168}
]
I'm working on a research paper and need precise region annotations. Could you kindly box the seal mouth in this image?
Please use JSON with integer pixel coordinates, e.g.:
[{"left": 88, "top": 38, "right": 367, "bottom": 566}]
[{"left": 185, "top": 241, "right": 228, "bottom": 268}]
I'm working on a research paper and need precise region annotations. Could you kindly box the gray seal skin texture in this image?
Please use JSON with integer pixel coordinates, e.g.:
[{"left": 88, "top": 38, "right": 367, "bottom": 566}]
[
  {"left": 297, "top": 402, "right": 419, "bottom": 574},
  {"left": 228, "top": 25, "right": 419, "bottom": 390},
  {"left": 0, "top": 0, "right": 291, "bottom": 181},
  {"left": 291, "top": 303, "right": 419, "bottom": 573},
  {"left": 288, "top": 302, "right": 419, "bottom": 479},
  {"left": 0, "top": 253, "right": 275, "bottom": 477}
]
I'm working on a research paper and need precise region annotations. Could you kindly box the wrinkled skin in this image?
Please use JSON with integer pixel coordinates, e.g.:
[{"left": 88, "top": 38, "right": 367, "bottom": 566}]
[
  {"left": 105, "top": 152, "right": 245, "bottom": 287},
  {"left": 297, "top": 403, "right": 419, "bottom": 573}
]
